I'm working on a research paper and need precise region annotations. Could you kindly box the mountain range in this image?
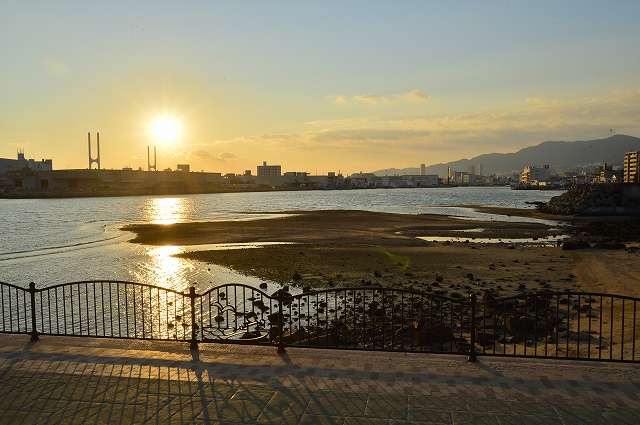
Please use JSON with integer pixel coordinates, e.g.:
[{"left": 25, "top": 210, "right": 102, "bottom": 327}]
[{"left": 371, "top": 134, "right": 640, "bottom": 177}]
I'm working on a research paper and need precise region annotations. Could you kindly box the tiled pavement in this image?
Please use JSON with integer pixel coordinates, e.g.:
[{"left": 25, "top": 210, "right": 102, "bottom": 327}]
[{"left": 0, "top": 335, "right": 639, "bottom": 424}]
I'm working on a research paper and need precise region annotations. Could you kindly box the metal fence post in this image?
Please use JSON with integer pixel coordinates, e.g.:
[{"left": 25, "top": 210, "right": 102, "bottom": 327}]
[
  {"left": 277, "top": 290, "right": 286, "bottom": 353},
  {"left": 468, "top": 293, "right": 477, "bottom": 362},
  {"left": 189, "top": 285, "right": 198, "bottom": 349},
  {"left": 28, "top": 282, "right": 39, "bottom": 341}
]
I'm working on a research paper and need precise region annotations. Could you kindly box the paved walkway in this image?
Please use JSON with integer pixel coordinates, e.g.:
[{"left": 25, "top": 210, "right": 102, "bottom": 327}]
[{"left": 0, "top": 335, "right": 639, "bottom": 424}]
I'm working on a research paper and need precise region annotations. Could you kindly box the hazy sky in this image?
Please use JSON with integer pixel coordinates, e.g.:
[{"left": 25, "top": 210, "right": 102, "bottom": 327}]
[{"left": 2, "top": 1, "right": 639, "bottom": 175}]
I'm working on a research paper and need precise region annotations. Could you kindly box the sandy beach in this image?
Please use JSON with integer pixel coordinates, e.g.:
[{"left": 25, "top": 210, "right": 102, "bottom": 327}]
[{"left": 123, "top": 209, "right": 640, "bottom": 298}]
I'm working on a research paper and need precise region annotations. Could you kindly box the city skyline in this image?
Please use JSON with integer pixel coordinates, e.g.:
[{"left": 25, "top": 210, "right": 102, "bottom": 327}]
[{"left": 2, "top": 1, "right": 640, "bottom": 175}]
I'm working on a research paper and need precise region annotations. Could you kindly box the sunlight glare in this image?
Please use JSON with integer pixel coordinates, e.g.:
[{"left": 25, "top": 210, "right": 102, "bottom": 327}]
[
  {"left": 132, "top": 245, "right": 194, "bottom": 291},
  {"left": 149, "top": 116, "right": 181, "bottom": 143},
  {"left": 142, "top": 197, "right": 192, "bottom": 224}
]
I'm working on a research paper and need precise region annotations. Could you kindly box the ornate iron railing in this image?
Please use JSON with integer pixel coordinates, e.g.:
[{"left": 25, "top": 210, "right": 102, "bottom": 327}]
[{"left": 1, "top": 281, "right": 639, "bottom": 362}]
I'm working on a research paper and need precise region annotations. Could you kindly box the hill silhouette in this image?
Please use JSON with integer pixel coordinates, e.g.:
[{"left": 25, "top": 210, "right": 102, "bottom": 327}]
[{"left": 372, "top": 134, "right": 640, "bottom": 176}]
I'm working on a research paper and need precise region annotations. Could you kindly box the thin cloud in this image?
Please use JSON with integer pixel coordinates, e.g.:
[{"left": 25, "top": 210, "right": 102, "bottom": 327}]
[
  {"left": 324, "top": 94, "right": 348, "bottom": 105},
  {"left": 352, "top": 94, "right": 380, "bottom": 105},
  {"left": 216, "top": 152, "right": 237, "bottom": 160},
  {"left": 191, "top": 149, "right": 215, "bottom": 160},
  {"left": 328, "top": 90, "right": 430, "bottom": 105},
  {"left": 393, "top": 90, "right": 432, "bottom": 101},
  {"left": 332, "top": 95, "right": 347, "bottom": 105}
]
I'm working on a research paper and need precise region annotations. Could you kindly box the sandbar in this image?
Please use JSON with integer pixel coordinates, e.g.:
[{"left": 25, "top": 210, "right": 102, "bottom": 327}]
[{"left": 122, "top": 209, "right": 640, "bottom": 298}]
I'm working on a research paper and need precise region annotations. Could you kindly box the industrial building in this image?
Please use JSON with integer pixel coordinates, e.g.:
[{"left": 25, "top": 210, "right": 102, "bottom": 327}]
[{"left": 0, "top": 150, "right": 52, "bottom": 186}]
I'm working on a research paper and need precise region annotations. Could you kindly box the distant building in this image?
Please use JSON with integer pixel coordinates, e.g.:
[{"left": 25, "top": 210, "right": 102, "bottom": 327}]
[
  {"left": 453, "top": 171, "right": 467, "bottom": 183},
  {"left": 462, "top": 173, "right": 476, "bottom": 184},
  {"left": 467, "top": 165, "right": 475, "bottom": 176},
  {"left": 176, "top": 164, "right": 190, "bottom": 172},
  {"left": 624, "top": 151, "right": 639, "bottom": 183},
  {"left": 412, "top": 175, "right": 439, "bottom": 186},
  {"left": 520, "top": 165, "right": 550, "bottom": 184},
  {"left": 477, "top": 164, "right": 484, "bottom": 177},
  {"left": 257, "top": 161, "right": 281, "bottom": 177},
  {"left": 0, "top": 150, "right": 52, "bottom": 186},
  {"left": 420, "top": 164, "right": 426, "bottom": 175}
]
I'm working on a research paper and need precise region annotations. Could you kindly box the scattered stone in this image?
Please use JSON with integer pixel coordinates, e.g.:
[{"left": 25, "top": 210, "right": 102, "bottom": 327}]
[
  {"left": 562, "top": 239, "right": 591, "bottom": 250},
  {"left": 592, "top": 241, "right": 626, "bottom": 250}
]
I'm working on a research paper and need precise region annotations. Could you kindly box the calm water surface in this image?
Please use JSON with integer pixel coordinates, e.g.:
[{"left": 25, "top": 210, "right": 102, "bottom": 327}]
[{"left": 0, "top": 187, "right": 562, "bottom": 290}]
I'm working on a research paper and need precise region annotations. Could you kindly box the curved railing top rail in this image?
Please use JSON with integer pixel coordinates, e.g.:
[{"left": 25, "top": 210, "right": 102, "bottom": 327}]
[
  {"left": 28, "top": 280, "right": 191, "bottom": 296},
  {"left": 478, "top": 290, "right": 640, "bottom": 304},
  {"left": 0, "top": 281, "right": 31, "bottom": 291},
  {"left": 198, "top": 283, "right": 272, "bottom": 299}
]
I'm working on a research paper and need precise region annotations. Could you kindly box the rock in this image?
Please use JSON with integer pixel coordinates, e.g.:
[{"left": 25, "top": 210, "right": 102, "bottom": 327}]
[
  {"left": 240, "top": 330, "right": 267, "bottom": 341},
  {"left": 374, "top": 270, "right": 382, "bottom": 277},
  {"left": 435, "top": 276, "right": 444, "bottom": 282},
  {"left": 413, "top": 320, "right": 453, "bottom": 345},
  {"left": 271, "top": 289, "right": 293, "bottom": 302},
  {"left": 530, "top": 320, "right": 555, "bottom": 336},
  {"left": 569, "top": 331, "right": 599, "bottom": 343},
  {"left": 562, "top": 239, "right": 591, "bottom": 250},
  {"left": 278, "top": 329, "right": 305, "bottom": 344},
  {"left": 259, "top": 282, "right": 268, "bottom": 289},
  {"left": 480, "top": 317, "right": 501, "bottom": 329},
  {"left": 526, "top": 296, "right": 548, "bottom": 310},
  {"left": 506, "top": 316, "right": 535, "bottom": 334},
  {"left": 592, "top": 241, "right": 626, "bottom": 250},
  {"left": 292, "top": 271, "right": 302, "bottom": 281},
  {"left": 267, "top": 311, "right": 282, "bottom": 324},
  {"left": 481, "top": 291, "right": 495, "bottom": 302}
]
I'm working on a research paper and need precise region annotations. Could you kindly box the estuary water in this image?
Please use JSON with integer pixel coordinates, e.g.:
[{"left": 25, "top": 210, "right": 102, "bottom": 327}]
[{"left": 0, "top": 187, "right": 562, "bottom": 291}]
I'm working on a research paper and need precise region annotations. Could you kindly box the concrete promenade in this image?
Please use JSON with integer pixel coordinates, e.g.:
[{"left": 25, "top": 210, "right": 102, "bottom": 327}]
[{"left": 0, "top": 334, "right": 639, "bottom": 424}]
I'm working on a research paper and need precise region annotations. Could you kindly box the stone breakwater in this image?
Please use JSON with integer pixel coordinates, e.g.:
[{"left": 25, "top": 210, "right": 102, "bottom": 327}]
[{"left": 537, "top": 183, "right": 640, "bottom": 215}]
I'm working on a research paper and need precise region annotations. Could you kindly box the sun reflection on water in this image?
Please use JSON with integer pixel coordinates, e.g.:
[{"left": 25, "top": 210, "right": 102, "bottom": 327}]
[
  {"left": 132, "top": 245, "right": 195, "bottom": 290},
  {"left": 142, "top": 197, "right": 194, "bottom": 224}
]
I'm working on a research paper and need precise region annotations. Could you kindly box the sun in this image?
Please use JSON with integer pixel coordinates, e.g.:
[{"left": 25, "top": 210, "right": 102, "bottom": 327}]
[{"left": 149, "top": 116, "right": 181, "bottom": 143}]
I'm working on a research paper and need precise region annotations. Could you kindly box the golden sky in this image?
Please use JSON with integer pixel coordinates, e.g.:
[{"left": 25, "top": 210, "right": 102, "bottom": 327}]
[{"left": 1, "top": 2, "right": 639, "bottom": 175}]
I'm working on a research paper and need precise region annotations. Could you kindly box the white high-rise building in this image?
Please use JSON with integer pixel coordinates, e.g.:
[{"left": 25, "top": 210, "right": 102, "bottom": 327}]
[{"left": 420, "top": 164, "right": 426, "bottom": 175}]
